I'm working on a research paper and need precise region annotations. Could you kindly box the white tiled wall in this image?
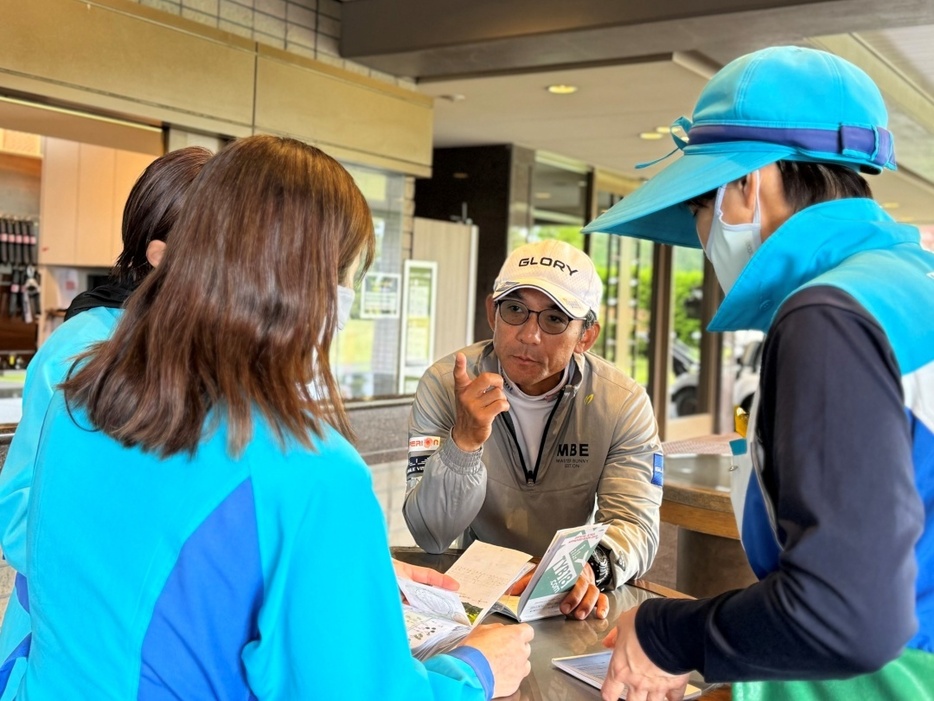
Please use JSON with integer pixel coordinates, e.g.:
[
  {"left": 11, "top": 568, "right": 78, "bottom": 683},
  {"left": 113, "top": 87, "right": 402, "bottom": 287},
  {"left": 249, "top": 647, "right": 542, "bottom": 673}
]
[
  {"left": 368, "top": 459, "right": 416, "bottom": 547},
  {"left": 133, "top": 0, "right": 414, "bottom": 88}
]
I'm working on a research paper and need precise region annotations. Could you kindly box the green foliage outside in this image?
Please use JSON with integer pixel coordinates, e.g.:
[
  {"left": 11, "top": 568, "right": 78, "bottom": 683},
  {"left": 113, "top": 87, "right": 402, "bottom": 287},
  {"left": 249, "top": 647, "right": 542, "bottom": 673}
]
[
  {"left": 532, "top": 226, "right": 704, "bottom": 366},
  {"left": 532, "top": 225, "right": 704, "bottom": 383},
  {"left": 674, "top": 271, "right": 703, "bottom": 346},
  {"left": 636, "top": 266, "right": 703, "bottom": 348}
]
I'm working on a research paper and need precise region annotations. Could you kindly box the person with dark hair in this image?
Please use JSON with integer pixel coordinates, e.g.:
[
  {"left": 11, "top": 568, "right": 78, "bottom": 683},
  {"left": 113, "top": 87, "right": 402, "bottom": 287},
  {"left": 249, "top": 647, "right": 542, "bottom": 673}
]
[
  {"left": 6, "top": 135, "right": 533, "bottom": 699},
  {"left": 404, "top": 238, "right": 662, "bottom": 621},
  {"left": 64, "top": 146, "right": 213, "bottom": 320},
  {"left": 584, "top": 46, "right": 934, "bottom": 700},
  {"left": 0, "top": 146, "right": 212, "bottom": 699}
]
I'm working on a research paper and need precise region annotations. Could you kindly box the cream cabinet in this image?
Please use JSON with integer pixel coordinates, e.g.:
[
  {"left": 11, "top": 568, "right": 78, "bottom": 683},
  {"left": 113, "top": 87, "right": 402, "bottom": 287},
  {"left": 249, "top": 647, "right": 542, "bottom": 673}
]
[
  {"left": 37, "top": 138, "right": 79, "bottom": 265},
  {"left": 39, "top": 137, "right": 155, "bottom": 267},
  {"left": 111, "top": 149, "right": 156, "bottom": 260}
]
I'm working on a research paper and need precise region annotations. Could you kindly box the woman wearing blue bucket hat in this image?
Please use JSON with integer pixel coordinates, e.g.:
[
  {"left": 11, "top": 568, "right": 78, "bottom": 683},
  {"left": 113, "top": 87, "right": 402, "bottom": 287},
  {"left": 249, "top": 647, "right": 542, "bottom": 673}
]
[{"left": 586, "top": 46, "right": 934, "bottom": 701}]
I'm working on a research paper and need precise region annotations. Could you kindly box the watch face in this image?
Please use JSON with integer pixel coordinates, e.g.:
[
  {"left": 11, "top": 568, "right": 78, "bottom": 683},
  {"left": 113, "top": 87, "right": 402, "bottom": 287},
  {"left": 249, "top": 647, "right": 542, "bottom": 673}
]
[{"left": 589, "top": 548, "right": 610, "bottom": 585}]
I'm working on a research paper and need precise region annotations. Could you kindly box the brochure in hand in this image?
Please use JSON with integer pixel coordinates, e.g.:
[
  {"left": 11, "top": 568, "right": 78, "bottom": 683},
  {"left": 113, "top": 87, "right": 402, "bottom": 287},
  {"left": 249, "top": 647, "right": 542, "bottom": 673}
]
[
  {"left": 492, "top": 523, "right": 609, "bottom": 622},
  {"left": 399, "top": 523, "right": 609, "bottom": 658},
  {"left": 552, "top": 651, "right": 703, "bottom": 699}
]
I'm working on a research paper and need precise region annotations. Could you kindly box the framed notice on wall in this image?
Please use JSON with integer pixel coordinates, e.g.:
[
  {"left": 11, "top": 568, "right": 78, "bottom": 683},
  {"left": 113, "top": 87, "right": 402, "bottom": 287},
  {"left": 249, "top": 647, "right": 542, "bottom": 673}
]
[
  {"left": 360, "top": 272, "right": 401, "bottom": 319},
  {"left": 398, "top": 260, "right": 438, "bottom": 395}
]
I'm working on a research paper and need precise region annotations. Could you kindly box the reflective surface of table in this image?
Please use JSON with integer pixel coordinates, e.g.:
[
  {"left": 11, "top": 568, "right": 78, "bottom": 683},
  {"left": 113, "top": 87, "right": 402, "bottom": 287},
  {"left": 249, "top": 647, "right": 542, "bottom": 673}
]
[{"left": 392, "top": 547, "right": 727, "bottom": 700}]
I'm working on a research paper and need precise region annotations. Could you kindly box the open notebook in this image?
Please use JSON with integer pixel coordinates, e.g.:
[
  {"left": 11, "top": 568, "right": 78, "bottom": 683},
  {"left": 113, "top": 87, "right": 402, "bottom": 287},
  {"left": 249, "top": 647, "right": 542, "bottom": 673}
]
[{"left": 401, "top": 524, "right": 607, "bottom": 658}]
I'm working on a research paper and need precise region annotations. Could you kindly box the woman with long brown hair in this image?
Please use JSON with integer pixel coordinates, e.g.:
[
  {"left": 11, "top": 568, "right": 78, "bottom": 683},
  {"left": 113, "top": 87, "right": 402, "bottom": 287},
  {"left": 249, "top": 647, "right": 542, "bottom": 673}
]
[
  {"left": 0, "top": 145, "right": 212, "bottom": 701},
  {"left": 12, "top": 135, "right": 531, "bottom": 700}
]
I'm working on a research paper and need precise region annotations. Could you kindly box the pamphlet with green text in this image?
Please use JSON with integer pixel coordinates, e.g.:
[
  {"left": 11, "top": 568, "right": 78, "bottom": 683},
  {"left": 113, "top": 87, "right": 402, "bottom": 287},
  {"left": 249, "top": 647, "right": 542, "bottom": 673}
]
[
  {"left": 492, "top": 523, "right": 609, "bottom": 622},
  {"left": 400, "top": 524, "right": 609, "bottom": 658}
]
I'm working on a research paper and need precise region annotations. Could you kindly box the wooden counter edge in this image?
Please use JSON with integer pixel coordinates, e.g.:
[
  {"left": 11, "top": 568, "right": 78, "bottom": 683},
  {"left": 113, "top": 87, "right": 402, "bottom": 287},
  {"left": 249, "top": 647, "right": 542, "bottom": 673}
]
[
  {"left": 660, "top": 501, "right": 740, "bottom": 540},
  {"left": 629, "top": 578, "right": 695, "bottom": 600}
]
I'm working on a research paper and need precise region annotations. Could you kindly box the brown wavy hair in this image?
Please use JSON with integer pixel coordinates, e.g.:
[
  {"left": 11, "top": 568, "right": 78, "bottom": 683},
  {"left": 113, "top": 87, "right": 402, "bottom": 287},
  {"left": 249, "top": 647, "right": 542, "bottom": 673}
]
[{"left": 62, "top": 135, "right": 375, "bottom": 457}]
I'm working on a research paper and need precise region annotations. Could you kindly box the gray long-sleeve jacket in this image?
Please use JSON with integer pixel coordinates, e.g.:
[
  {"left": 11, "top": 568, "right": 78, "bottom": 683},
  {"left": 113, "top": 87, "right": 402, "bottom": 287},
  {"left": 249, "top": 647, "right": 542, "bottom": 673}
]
[{"left": 403, "top": 341, "right": 663, "bottom": 587}]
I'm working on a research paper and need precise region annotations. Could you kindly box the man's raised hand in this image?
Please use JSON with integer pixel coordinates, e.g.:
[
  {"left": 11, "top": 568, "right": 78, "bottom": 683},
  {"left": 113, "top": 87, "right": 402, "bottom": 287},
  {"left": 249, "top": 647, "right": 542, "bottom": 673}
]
[{"left": 450, "top": 352, "right": 509, "bottom": 452}]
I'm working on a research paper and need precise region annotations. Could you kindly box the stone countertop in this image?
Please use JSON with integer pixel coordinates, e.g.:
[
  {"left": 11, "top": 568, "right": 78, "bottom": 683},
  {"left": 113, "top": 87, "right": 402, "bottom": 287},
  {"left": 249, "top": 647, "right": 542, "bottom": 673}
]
[
  {"left": 663, "top": 453, "right": 734, "bottom": 514},
  {"left": 660, "top": 438, "right": 740, "bottom": 540},
  {"left": 0, "top": 373, "right": 24, "bottom": 427},
  {"left": 0, "top": 401, "right": 22, "bottom": 427}
]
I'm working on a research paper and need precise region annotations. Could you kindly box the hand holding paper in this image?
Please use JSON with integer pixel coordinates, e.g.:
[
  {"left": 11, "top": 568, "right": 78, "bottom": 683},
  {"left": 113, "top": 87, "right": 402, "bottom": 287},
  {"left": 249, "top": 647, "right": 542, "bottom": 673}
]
[
  {"left": 398, "top": 541, "right": 532, "bottom": 659},
  {"left": 399, "top": 525, "right": 610, "bottom": 659},
  {"left": 392, "top": 558, "right": 460, "bottom": 592},
  {"left": 560, "top": 563, "right": 609, "bottom": 620},
  {"left": 552, "top": 650, "right": 701, "bottom": 700},
  {"left": 508, "top": 561, "right": 609, "bottom": 620},
  {"left": 600, "top": 605, "right": 694, "bottom": 701},
  {"left": 495, "top": 524, "right": 610, "bottom": 622}
]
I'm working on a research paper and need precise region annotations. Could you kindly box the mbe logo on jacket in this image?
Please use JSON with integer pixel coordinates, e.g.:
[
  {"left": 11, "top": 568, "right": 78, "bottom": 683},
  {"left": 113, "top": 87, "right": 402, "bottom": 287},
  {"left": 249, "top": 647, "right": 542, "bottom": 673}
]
[{"left": 555, "top": 443, "right": 589, "bottom": 467}]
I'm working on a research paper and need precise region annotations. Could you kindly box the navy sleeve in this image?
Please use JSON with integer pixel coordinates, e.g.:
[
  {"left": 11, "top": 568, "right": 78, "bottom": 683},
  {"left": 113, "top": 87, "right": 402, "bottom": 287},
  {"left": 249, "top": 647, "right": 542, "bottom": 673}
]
[{"left": 635, "top": 286, "right": 922, "bottom": 682}]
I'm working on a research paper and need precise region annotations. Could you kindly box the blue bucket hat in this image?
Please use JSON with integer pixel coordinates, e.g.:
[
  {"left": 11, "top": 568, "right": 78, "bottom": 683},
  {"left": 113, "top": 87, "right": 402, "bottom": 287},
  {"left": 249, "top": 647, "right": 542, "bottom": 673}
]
[{"left": 582, "top": 46, "right": 896, "bottom": 248}]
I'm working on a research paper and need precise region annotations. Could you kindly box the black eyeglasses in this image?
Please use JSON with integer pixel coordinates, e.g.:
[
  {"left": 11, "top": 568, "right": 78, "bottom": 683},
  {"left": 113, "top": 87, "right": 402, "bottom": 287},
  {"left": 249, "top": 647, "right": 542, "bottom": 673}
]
[{"left": 497, "top": 299, "right": 572, "bottom": 335}]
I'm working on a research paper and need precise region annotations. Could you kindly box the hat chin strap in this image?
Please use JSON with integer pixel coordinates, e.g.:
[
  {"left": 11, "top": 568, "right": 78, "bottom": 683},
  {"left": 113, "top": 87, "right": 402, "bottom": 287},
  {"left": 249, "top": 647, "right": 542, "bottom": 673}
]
[{"left": 635, "top": 116, "right": 692, "bottom": 170}]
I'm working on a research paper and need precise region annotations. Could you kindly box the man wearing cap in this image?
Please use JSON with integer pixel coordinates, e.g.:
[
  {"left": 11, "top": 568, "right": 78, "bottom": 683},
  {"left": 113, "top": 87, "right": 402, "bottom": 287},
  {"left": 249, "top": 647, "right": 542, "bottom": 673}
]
[
  {"left": 403, "top": 239, "right": 663, "bottom": 620},
  {"left": 585, "top": 46, "right": 934, "bottom": 700}
]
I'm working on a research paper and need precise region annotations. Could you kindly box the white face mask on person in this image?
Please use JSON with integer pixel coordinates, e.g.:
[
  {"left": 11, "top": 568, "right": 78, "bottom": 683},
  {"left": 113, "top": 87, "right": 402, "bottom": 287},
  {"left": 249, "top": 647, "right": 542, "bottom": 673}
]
[
  {"left": 336, "top": 285, "right": 355, "bottom": 331},
  {"left": 703, "top": 177, "right": 763, "bottom": 295},
  {"left": 337, "top": 285, "right": 357, "bottom": 331}
]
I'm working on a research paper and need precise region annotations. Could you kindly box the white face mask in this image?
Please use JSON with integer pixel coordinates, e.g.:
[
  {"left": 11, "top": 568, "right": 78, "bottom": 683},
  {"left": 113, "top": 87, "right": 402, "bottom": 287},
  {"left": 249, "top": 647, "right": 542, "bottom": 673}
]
[
  {"left": 703, "top": 176, "right": 763, "bottom": 295},
  {"left": 336, "top": 285, "right": 355, "bottom": 331}
]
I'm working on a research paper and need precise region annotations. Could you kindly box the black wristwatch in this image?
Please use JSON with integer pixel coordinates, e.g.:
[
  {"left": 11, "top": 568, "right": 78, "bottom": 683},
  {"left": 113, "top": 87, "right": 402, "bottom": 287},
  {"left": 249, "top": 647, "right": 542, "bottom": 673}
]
[{"left": 588, "top": 544, "right": 612, "bottom": 590}]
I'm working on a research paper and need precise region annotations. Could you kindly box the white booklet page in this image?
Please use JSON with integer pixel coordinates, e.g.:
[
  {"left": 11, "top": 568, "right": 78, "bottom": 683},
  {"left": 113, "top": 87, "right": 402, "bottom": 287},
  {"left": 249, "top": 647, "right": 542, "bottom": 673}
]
[{"left": 552, "top": 651, "right": 703, "bottom": 699}]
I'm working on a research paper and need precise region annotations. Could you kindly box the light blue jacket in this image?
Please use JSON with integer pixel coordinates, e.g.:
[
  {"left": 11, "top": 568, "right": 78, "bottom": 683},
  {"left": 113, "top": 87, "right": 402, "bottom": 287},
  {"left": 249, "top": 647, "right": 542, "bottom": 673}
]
[
  {"left": 636, "top": 198, "right": 933, "bottom": 691},
  {"left": 0, "top": 308, "right": 493, "bottom": 698},
  {"left": 15, "top": 398, "right": 492, "bottom": 699},
  {"left": 0, "top": 308, "right": 122, "bottom": 698},
  {"left": 719, "top": 199, "right": 934, "bottom": 655},
  {"left": 0, "top": 307, "right": 122, "bottom": 572}
]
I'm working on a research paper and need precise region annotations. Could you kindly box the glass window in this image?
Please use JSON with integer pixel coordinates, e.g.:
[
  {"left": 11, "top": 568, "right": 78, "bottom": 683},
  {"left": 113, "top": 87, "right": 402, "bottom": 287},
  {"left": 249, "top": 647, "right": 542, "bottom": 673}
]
[
  {"left": 667, "top": 246, "right": 704, "bottom": 418},
  {"left": 531, "top": 160, "right": 588, "bottom": 231},
  {"left": 730, "top": 329, "right": 765, "bottom": 413},
  {"left": 519, "top": 156, "right": 588, "bottom": 251},
  {"left": 330, "top": 163, "right": 406, "bottom": 400},
  {"left": 588, "top": 191, "right": 654, "bottom": 387},
  {"left": 619, "top": 233, "right": 654, "bottom": 388},
  {"left": 524, "top": 185, "right": 655, "bottom": 390}
]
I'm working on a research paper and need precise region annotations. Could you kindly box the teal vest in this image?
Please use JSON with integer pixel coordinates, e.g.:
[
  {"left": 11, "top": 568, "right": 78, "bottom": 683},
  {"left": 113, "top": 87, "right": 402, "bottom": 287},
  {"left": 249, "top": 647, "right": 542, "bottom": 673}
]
[{"left": 718, "top": 199, "right": 934, "bottom": 699}]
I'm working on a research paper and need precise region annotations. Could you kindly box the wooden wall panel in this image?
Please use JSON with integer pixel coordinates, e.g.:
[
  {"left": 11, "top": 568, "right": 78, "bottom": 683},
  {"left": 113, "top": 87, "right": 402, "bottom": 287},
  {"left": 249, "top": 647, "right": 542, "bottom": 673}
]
[
  {"left": 0, "top": 0, "right": 435, "bottom": 174},
  {"left": 411, "top": 218, "right": 477, "bottom": 359},
  {"left": 0, "top": 0, "right": 256, "bottom": 136},
  {"left": 0, "top": 99, "right": 164, "bottom": 157},
  {"left": 255, "top": 48, "right": 433, "bottom": 176}
]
